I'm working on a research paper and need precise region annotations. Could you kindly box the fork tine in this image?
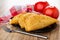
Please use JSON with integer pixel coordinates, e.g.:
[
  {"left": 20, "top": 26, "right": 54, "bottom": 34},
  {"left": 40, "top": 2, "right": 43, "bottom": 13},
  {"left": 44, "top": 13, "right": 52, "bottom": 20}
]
[{"left": 2, "top": 26, "right": 12, "bottom": 32}]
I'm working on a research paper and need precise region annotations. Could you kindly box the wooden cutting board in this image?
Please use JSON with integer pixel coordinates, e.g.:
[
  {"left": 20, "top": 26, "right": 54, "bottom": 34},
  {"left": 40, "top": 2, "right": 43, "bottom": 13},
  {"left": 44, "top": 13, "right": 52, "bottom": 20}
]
[{"left": 0, "top": 22, "right": 60, "bottom": 40}]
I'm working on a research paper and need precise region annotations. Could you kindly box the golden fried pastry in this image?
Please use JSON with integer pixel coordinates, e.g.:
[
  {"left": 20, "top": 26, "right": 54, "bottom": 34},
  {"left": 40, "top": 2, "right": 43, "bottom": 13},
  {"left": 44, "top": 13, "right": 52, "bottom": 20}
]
[
  {"left": 25, "top": 14, "right": 58, "bottom": 32},
  {"left": 18, "top": 13, "right": 37, "bottom": 28},
  {"left": 9, "top": 12, "right": 58, "bottom": 32},
  {"left": 9, "top": 14, "right": 23, "bottom": 24},
  {"left": 9, "top": 12, "right": 27, "bottom": 24}
]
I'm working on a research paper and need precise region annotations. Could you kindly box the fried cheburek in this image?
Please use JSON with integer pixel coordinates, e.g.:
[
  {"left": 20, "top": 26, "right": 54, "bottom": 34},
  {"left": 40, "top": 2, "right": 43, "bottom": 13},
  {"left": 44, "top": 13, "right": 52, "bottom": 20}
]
[
  {"left": 9, "top": 14, "right": 23, "bottom": 24},
  {"left": 9, "top": 12, "right": 26, "bottom": 24},
  {"left": 18, "top": 13, "right": 37, "bottom": 28},
  {"left": 9, "top": 12, "right": 58, "bottom": 32},
  {"left": 25, "top": 14, "right": 58, "bottom": 31}
]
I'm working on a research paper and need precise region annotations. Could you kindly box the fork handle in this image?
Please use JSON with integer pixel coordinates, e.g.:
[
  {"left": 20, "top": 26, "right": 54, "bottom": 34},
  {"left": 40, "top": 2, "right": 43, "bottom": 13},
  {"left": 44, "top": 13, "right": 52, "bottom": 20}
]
[{"left": 13, "top": 30, "right": 48, "bottom": 39}]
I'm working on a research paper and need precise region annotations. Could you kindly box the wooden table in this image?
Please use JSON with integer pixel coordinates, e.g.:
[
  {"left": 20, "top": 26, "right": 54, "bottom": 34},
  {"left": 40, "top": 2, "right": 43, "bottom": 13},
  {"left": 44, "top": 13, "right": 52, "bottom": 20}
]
[{"left": 0, "top": 22, "right": 60, "bottom": 40}]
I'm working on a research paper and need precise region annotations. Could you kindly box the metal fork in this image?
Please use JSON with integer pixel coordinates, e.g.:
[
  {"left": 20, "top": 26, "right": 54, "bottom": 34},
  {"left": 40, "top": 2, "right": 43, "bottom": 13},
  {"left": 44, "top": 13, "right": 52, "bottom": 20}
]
[{"left": 2, "top": 26, "right": 48, "bottom": 39}]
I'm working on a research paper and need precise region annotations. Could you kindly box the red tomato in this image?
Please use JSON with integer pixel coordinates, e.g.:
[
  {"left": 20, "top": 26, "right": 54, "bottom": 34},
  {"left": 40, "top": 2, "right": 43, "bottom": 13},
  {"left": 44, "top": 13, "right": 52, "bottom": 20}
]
[
  {"left": 10, "top": 6, "right": 18, "bottom": 17},
  {"left": 0, "top": 18, "right": 3, "bottom": 21},
  {"left": 34, "top": 1, "right": 49, "bottom": 13},
  {"left": 43, "top": 6, "right": 59, "bottom": 19},
  {"left": 27, "top": 5, "right": 34, "bottom": 12}
]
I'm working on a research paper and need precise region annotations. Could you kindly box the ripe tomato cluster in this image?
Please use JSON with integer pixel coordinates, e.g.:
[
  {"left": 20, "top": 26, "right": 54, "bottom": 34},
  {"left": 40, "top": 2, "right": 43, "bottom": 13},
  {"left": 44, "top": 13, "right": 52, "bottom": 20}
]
[{"left": 34, "top": 1, "right": 59, "bottom": 19}]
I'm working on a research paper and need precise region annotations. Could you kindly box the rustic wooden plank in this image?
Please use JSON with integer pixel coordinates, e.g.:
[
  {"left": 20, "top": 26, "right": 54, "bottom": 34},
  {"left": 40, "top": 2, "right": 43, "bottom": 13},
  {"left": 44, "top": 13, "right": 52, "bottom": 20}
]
[{"left": 0, "top": 22, "right": 59, "bottom": 40}]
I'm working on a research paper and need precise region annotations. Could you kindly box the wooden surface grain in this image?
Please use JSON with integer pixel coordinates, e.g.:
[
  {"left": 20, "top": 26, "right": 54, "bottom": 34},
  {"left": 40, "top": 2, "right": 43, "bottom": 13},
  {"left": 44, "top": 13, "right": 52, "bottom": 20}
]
[{"left": 0, "top": 22, "right": 60, "bottom": 40}]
